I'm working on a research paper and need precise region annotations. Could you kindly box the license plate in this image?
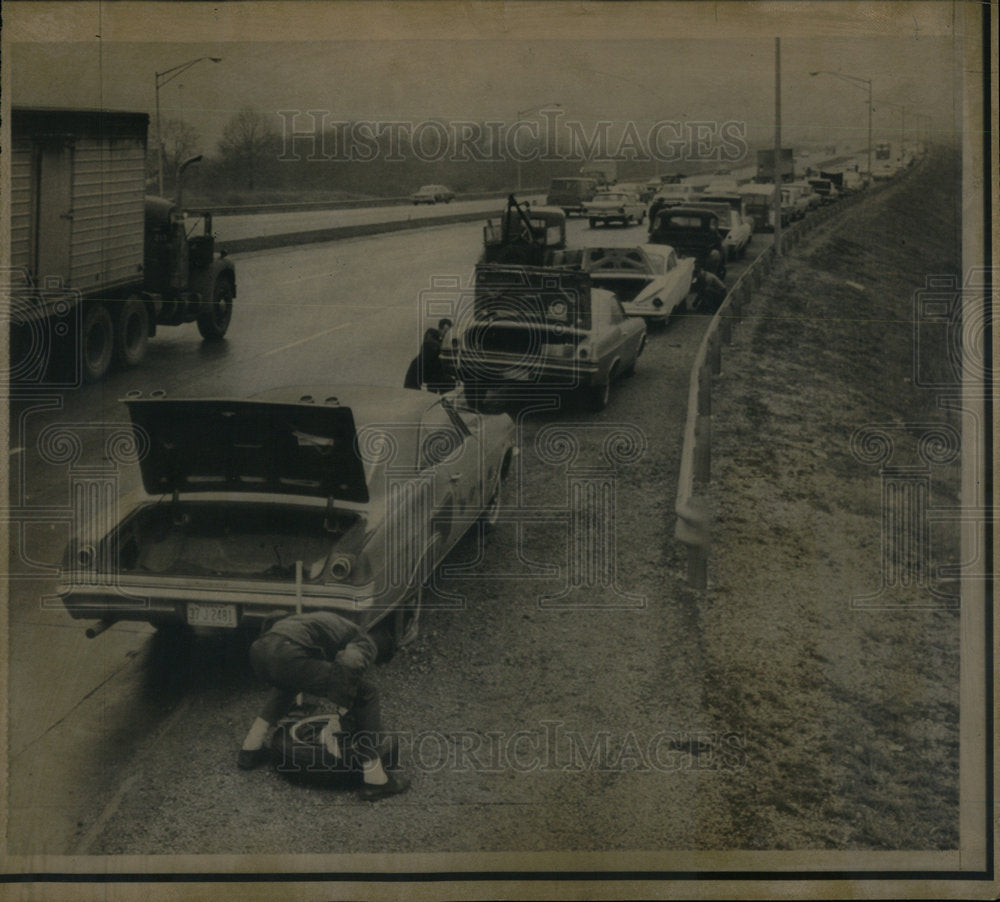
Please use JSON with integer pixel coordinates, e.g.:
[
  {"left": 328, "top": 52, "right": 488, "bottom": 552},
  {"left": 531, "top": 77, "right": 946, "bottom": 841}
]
[{"left": 186, "top": 602, "right": 237, "bottom": 628}]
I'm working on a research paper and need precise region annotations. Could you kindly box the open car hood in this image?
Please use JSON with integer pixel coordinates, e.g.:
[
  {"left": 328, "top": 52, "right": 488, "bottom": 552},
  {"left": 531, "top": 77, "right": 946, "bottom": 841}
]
[{"left": 124, "top": 398, "right": 369, "bottom": 503}]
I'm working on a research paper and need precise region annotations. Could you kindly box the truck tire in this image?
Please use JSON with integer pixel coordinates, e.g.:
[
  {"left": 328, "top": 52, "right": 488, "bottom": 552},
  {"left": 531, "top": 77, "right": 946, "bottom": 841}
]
[
  {"left": 197, "top": 276, "right": 233, "bottom": 341},
  {"left": 114, "top": 298, "right": 149, "bottom": 368},
  {"left": 80, "top": 303, "right": 114, "bottom": 383}
]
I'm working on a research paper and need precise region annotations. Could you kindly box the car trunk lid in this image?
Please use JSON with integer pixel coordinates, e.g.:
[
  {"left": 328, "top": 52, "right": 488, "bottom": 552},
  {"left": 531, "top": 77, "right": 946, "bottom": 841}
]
[{"left": 124, "top": 398, "right": 370, "bottom": 503}]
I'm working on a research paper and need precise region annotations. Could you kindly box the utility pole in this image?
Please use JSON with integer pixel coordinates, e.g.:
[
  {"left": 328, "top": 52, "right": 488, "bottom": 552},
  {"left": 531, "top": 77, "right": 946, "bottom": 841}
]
[{"left": 773, "top": 37, "right": 782, "bottom": 255}]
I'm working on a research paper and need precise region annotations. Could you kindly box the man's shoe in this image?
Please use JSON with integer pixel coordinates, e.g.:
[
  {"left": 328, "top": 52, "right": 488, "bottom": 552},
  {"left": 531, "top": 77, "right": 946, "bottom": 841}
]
[
  {"left": 237, "top": 747, "right": 270, "bottom": 770},
  {"left": 359, "top": 773, "right": 410, "bottom": 801},
  {"left": 378, "top": 735, "right": 400, "bottom": 771}
]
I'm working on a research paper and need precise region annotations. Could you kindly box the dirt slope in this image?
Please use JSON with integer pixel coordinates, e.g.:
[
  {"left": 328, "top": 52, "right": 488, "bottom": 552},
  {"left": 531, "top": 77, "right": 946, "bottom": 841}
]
[{"left": 697, "top": 151, "right": 963, "bottom": 849}]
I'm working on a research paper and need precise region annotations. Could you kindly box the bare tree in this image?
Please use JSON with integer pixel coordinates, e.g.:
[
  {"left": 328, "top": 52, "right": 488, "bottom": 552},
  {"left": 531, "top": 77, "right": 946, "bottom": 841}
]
[
  {"left": 217, "top": 107, "right": 278, "bottom": 191},
  {"left": 147, "top": 118, "right": 202, "bottom": 194}
]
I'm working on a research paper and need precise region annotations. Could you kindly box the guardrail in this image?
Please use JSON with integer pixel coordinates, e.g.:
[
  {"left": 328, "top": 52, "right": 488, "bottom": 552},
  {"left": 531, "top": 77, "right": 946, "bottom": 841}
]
[
  {"left": 673, "top": 167, "right": 914, "bottom": 588},
  {"left": 209, "top": 188, "right": 547, "bottom": 217}
]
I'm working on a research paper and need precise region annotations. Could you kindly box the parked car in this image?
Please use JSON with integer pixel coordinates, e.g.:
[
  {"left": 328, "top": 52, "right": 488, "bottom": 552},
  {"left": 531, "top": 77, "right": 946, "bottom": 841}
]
[
  {"left": 411, "top": 184, "right": 455, "bottom": 204},
  {"left": 648, "top": 206, "right": 727, "bottom": 279},
  {"left": 546, "top": 177, "right": 599, "bottom": 216},
  {"left": 739, "top": 184, "right": 788, "bottom": 232},
  {"left": 647, "top": 184, "right": 697, "bottom": 228},
  {"left": 616, "top": 181, "right": 656, "bottom": 203},
  {"left": 780, "top": 184, "right": 811, "bottom": 220},
  {"left": 703, "top": 179, "right": 740, "bottom": 195},
  {"left": 440, "top": 264, "right": 646, "bottom": 411},
  {"left": 573, "top": 245, "right": 696, "bottom": 324},
  {"left": 807, "top": 177, "right": 839, "bottom": 203},
  {"left": 698, "top": 194, "right": 754, "bottom": 259},
  {"left": 788, "top": 181, "right": 822, "bottom": 210},
  {"left": 56, "top": 386, "right": 517, "bottom": 647},
  {"left": 583, "top": 190, "right": 646, "bottom": 227}
]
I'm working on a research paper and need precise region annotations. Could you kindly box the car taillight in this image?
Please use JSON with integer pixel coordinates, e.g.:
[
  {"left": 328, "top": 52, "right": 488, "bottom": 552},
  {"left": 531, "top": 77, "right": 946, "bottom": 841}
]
[
  {"left": 330, "top": 554, "right": 354, "bottom": 580},
  {"left": 653, "top": 298, "right": 664, "bottom": 308}
]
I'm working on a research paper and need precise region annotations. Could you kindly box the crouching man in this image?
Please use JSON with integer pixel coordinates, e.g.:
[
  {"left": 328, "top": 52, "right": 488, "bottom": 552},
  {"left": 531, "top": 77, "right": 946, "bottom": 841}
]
[{"left": 238, "top": 611, "right": 410, "bottom": 801}]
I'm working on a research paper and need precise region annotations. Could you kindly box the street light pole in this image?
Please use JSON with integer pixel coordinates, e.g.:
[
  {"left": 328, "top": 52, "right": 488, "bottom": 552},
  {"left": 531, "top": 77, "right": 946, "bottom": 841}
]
[
  {"left": 809, "top": 69, "right": 872, "bottom": 176},
  {"left": 154, "top": 56, "right": 222, "bottom": 195},
  {"left": 514, "top": 102, "right": 560, "bottom": 194},
  {"left": 773, "top": 37, "right": 782, "bottom": 256}
]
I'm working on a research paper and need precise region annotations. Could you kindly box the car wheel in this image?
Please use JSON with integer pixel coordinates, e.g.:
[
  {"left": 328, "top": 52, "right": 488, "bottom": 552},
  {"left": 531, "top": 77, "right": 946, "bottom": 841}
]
[
  {"left": 621, "top": 338, "right": 643, "bottom": 377},
  {"left": 482, "top": 468, "right": 508, "bottom": 532},
  {"left": 197, "top": 276, "right": 234, "bottom": 341},
  {"left": 393, "top": 585, "right": 422, "bottom": 648},
  {"left": 585, "top": 367, "right": 615, "bottom": 412},
  {"left": 114, "top": 297, "right": 149, "bottom": 368},
  {"left": 80, "top": 302, "right": 114, "bottom": 383}
]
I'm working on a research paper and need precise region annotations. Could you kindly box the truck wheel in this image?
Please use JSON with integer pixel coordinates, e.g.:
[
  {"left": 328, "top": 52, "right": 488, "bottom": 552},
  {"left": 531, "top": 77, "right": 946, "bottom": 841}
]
[
  {"left": 81, "top": 303, "right": 114, "bottom": 383},
  {"left": 197, "top": 276, "right": 233, "bottom": 341},
  {"left": 114, "top": 298, "right": 149, "bottom": 368}
]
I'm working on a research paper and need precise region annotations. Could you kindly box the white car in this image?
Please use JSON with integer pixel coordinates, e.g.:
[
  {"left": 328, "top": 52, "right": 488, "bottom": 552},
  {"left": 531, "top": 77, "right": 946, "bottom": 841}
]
[
  {"left": 578, "top": 244, "right": 696, "bottom": 324},
  {"left": 583, "top": 191, "right": 646, "bottom": 227}
]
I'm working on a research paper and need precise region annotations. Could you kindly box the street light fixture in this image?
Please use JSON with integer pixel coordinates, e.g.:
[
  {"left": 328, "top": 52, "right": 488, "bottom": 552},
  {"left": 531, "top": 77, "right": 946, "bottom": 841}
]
[
  {"left": 809, "top": 69, "right": 872, "bottom": 177},
  {"left": 155, "top": 56, "right": 222, "bottom": 195},
  {"left": 514, "top": 102, "right": 561, "bottom": 194}
]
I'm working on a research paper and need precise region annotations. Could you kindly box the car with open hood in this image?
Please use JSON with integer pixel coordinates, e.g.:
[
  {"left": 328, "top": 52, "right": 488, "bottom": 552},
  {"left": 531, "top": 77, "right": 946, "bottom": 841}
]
[
  {"left": 563, "top": 245, "right": 696, "bottom": 324},
  {"left": 56, "top": 386, "right": 517, "bottom": 646},
  {"left": 440, "top": 264, "right": 646, "bottom": 411}
]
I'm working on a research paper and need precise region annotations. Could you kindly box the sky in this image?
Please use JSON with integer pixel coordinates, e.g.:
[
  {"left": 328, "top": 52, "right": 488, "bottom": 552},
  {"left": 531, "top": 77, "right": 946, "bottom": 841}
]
[{"left": 8, "top": 8, "right": 962, "bottom": 156}]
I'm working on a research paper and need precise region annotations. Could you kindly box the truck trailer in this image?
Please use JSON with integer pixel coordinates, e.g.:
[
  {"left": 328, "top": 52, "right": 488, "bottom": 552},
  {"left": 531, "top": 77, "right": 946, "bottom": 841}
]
[{"left": 9, "top": 107, "right": 236, "bottom": 384}]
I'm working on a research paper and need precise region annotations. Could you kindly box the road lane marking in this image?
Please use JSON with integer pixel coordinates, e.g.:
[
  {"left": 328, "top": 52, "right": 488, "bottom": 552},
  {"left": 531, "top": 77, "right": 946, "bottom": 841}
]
[{"left": 263, "top": 321, "right": 353, "bottom": 357}]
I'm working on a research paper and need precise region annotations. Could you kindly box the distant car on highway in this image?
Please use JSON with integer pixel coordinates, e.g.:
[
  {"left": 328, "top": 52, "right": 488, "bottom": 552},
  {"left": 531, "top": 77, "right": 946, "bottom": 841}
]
[
  {"left": 411, "top": 184, "right": 455, "bottom": 204},
  {"left": 56, "top": 386, "right": 517, "bottom": 648},
  {"left": 441, "top": 264, "right": 646, "bottom": 411},
  {"left": 572, "top": 244, "right": 696, "bottom": 324},
  {"left": 583, "top": 190, "right": 646, "bottom": 228},
  {"left": 649, "top": 206, "right": 727, "bottom": 279}
]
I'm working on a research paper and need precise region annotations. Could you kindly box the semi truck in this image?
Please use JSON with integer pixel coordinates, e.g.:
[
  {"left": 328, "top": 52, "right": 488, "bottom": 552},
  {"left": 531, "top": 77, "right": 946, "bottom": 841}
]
[{"left": 9, "top": 107, "right": 236, "bottom": 384}]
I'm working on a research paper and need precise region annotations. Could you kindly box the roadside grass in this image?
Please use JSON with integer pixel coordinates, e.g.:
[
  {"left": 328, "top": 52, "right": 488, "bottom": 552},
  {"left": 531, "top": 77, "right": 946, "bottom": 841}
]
[{"left": 697, "top": 154, "right": 962, "bottom": 850}]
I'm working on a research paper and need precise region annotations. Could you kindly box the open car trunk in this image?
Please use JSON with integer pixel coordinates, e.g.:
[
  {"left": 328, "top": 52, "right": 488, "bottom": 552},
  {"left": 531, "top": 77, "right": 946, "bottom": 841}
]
[
  {"left": 108, "top": 500, "right": 367, "bottom": 584},
  {"left": 588, "top": 275, "right": 654, "bottom": 303}
]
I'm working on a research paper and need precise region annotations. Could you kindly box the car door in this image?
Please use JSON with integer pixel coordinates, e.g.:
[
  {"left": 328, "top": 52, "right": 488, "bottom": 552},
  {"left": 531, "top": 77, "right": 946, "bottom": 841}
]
[{"left": 417, "top": 401, "right": 480, "bottom": 553}]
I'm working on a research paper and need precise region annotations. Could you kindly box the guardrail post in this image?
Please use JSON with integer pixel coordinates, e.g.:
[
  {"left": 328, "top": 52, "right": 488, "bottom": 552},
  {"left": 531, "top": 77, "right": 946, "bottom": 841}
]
[
  {"left": 697, "top": 363, "right": 711, "bottom": 417},
  {"left": 688, "top": 543, "right": 708, "bottom": 590},
  {"left": 695, "top": 412, "right": 711, "bottom": 483}
]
